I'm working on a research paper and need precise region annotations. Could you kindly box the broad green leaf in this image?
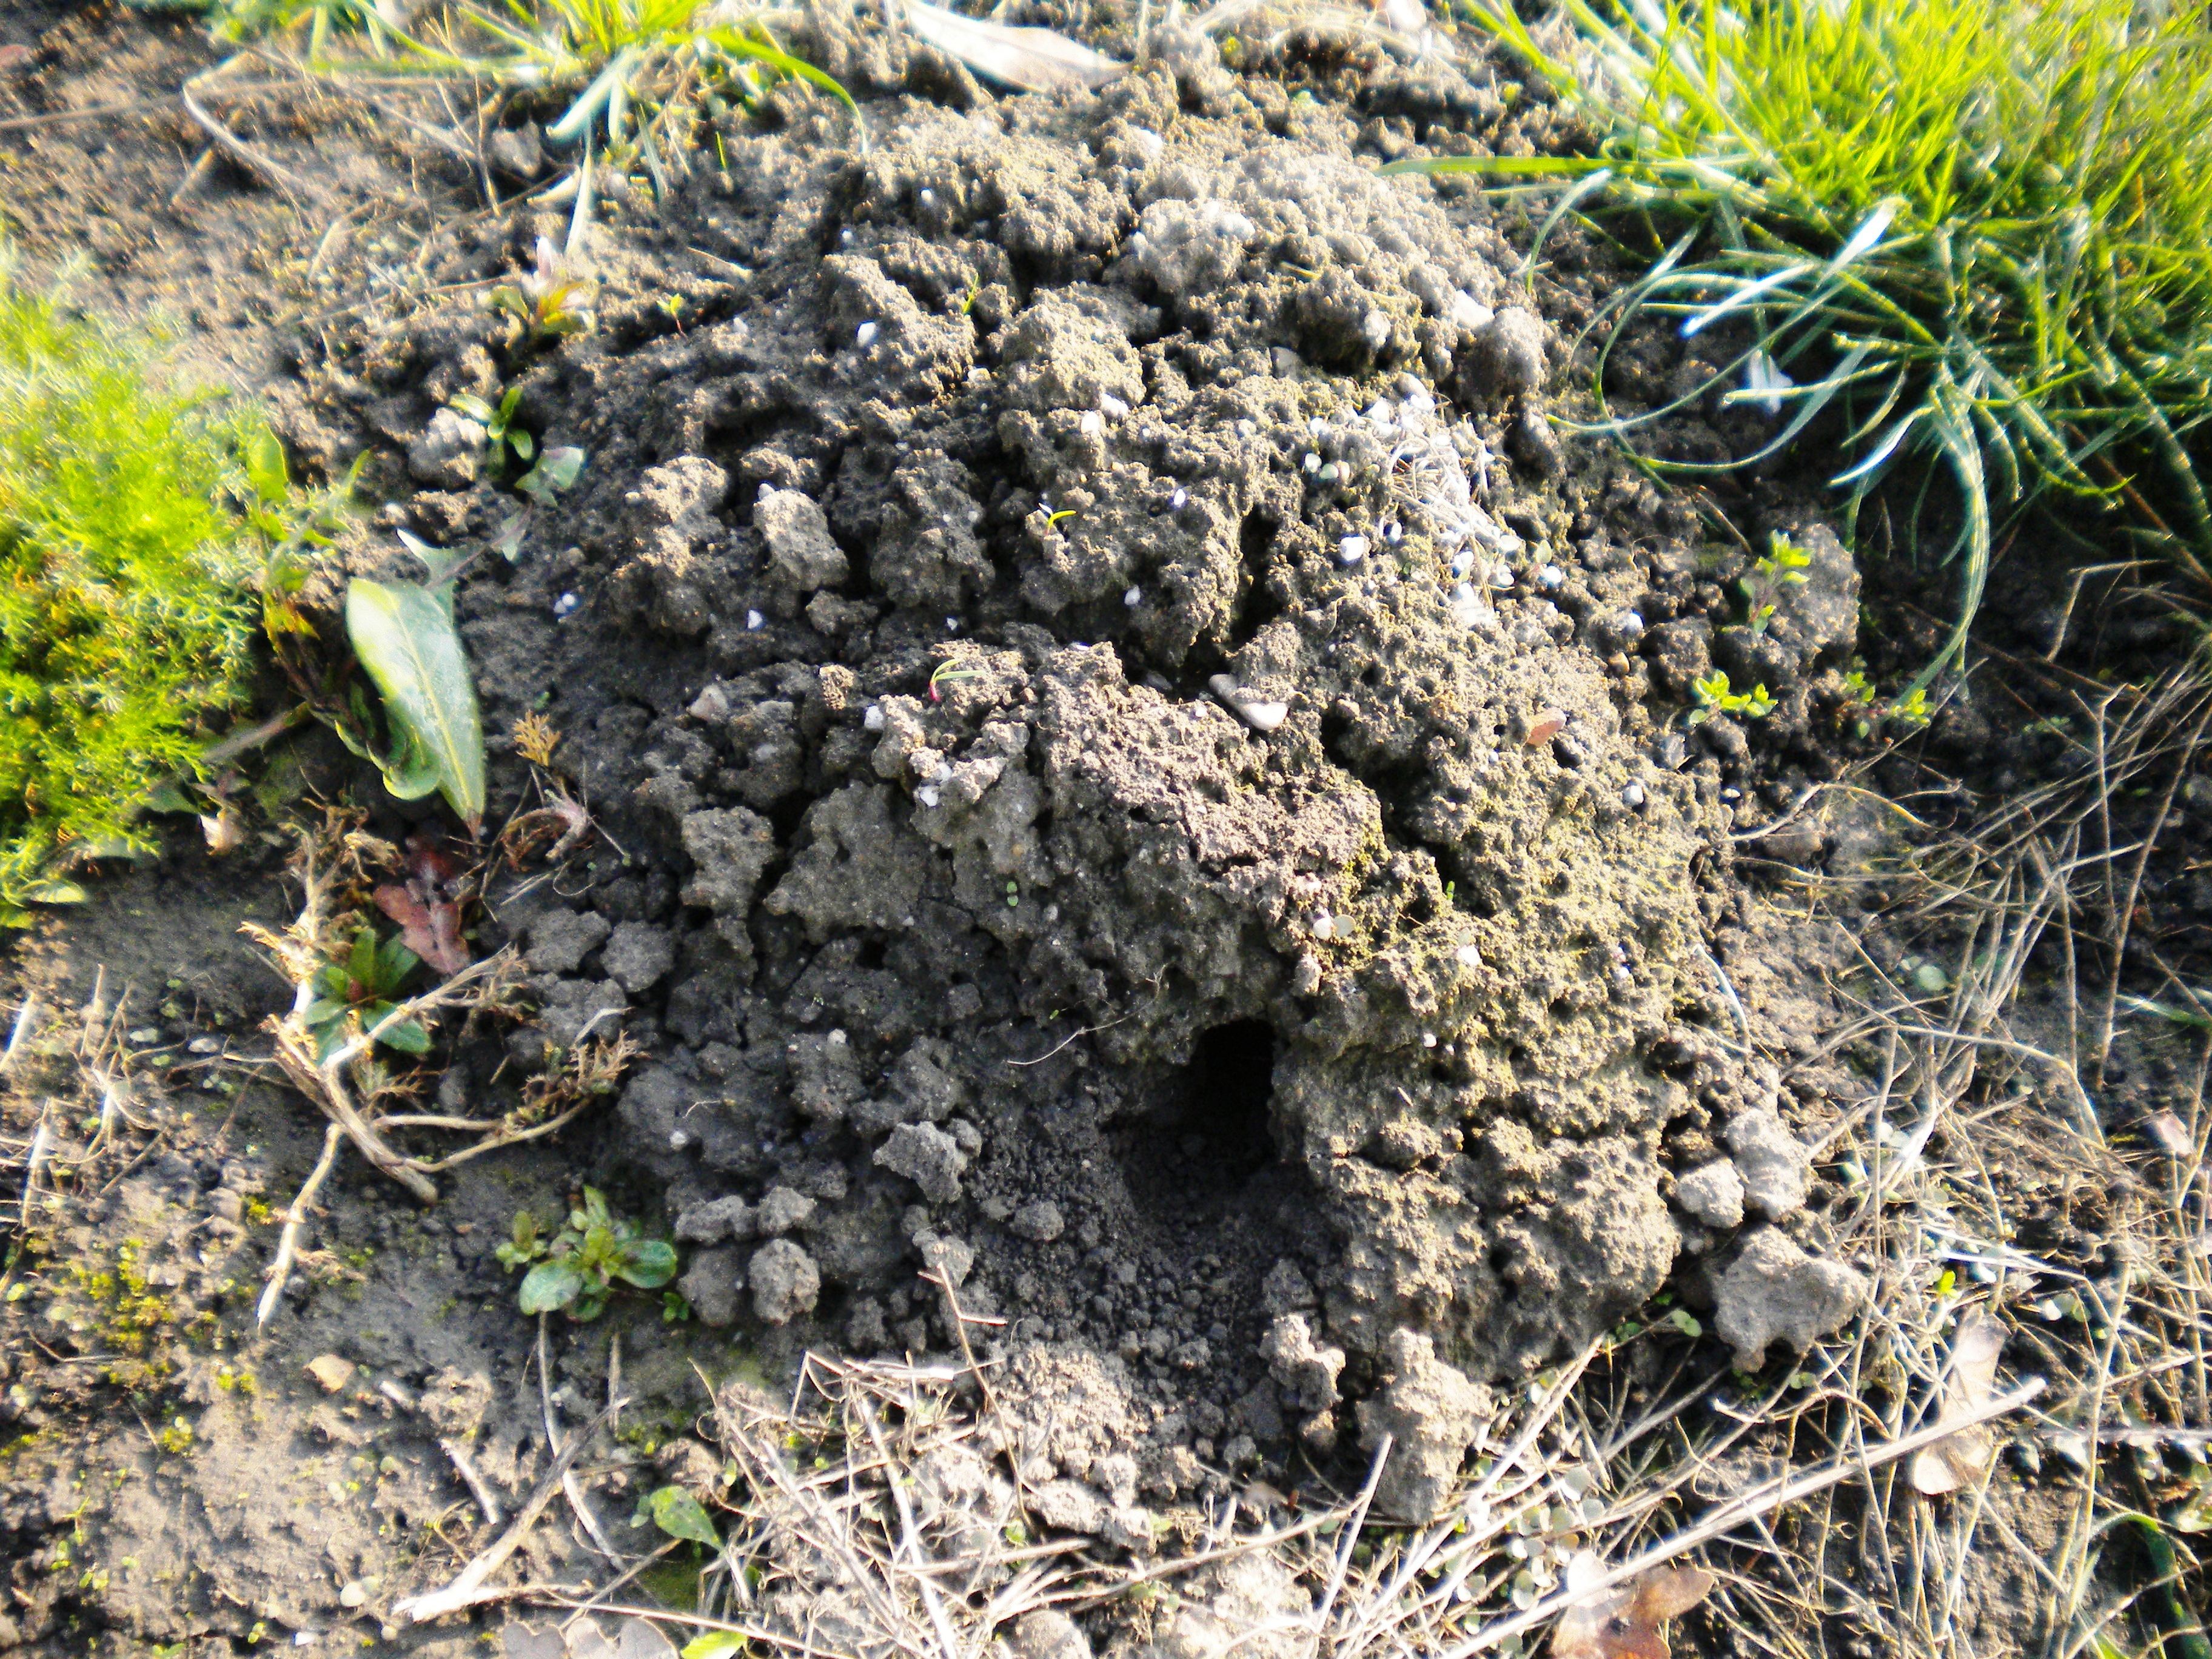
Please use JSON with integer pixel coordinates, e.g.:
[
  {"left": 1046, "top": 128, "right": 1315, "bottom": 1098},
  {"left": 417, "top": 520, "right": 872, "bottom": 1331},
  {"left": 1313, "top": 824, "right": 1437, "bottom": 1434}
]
[
  {"left": 374, "top": 1016, "right": 431, "bottom": 1056},
  {"left": 346, "top": 578, "right": 486, "bottom": 832},
  {"left": 682, "top": 1635, "right": 746, "bottom": 1658},
  {"left": 246, "top": 426, "right": 289, "bottom": 504},
  {"left": 616, "top": 1238, "right": 679, "bottom": 1289},
  {"left": 17, "top": 877, "right": 87, "bottom": 905},
  {"left": 517, "top": 445, "right": 585, "bottom": 504},
  {"left": 648, "top": 1485, "right": 722, "bottom": 1549},
  {"left": 572, "top": 1289, "right": 609, "bottom": 1322},
  {"left": 518, "top": 1259, "right": 584, "bottom": 1315}
]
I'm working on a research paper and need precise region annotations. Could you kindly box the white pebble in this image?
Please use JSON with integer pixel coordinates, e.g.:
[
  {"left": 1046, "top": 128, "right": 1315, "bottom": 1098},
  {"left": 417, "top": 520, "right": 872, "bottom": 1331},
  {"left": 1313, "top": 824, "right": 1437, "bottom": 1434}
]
[
  {"left": 1381, "top": 520, "right": 1403, "bottom": 545},
  {"left": 1101, "top": 394, "right": 1130, "bottom": 418},
  {"left": 1622, "top": 780, "right": 1647, "bottom": 808},
  {"left": 856, "top": 320, "right": 879, "bottom": 347},
  {"left": 863, "top": 704, "right": 885, "bottom": 732},
  {"left": 552, "top": 591, "right": 580, "bottom": 618},
  {"left": 1080, "top": 410, "right": 1104, "bottom": 437},
  {"left": 945, "top": 617, "right": 960, "bottom": 632},
  {"left": 188, "top": 1035, "right": 223, "bottom": 1056},
  {"left": 1303, "top": 452, "right": 1321, "bottom": 474},
  {"left": 1207, "top": 673, "right": 1289, "bottom": 734},
  {"left": 839, "top": 227, "right": 854, "bottom": 246},
  {"left": 1311, "top": 911, "right": 1335, "bottom": 940},
  {"left": 1615, "top": 609, "right": 1646, "bottom": 640},
  {"left": 745, "top": 609, "right": 764, "bottom": 631},
  {"left": 1124, "top": 586, "right": 1142, "bottom": 608},
  {"left": 1537, "top": 565, "right": 1565, "bottom": 591},
  {"left": 1170, "top": 487, "right": 1187, "bottom": 511},
  {"left": 919, "top": 187, "right": 936, "bottom": 206},
  {"left": 916, "top": 785, "right": 941, "bottom": 808},
  {"left": 1455, "top": 943, "right": 1482, "bottom": 969},
  {"left": 1339, "top": 534, "right": 1369, "bottom": 566},
  {"left": 1309, "top": 417, "right": 1329, "bottom": 435},
  {"left": 669, "top": 1130, "right": 690, "bottom": 1150},
  {"left": 1421, "top": 1031, "right": 1438, "bottom": 1048}
]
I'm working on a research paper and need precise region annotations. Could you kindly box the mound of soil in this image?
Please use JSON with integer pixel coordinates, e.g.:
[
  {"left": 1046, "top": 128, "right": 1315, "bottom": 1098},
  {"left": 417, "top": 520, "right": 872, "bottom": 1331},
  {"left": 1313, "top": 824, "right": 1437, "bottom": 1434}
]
[
  {"left": 271, "top": 0, "right": 1869, "bottom": 1508},
  {"left": 0, "top": 0, "right": 1943, "bottom": 1640}
]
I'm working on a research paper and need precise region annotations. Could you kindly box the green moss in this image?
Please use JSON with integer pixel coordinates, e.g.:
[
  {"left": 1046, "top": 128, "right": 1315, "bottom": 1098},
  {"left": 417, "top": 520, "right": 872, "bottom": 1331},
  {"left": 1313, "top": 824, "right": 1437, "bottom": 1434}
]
[{"left": 0, "top": 250, "right": 264, "bottom": 919}]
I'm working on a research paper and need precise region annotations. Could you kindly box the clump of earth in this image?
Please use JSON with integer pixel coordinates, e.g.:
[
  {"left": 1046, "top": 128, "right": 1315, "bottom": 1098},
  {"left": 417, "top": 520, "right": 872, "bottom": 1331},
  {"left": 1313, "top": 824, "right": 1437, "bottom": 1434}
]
[{"left": 279, "top": 0, "right": 1867, "bottom": 1521}]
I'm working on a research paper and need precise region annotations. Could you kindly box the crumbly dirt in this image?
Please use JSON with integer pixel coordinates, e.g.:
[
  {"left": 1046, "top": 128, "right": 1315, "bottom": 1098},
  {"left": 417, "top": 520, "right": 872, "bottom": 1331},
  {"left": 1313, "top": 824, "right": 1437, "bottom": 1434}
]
[{"left": 0, "top": 1, "right": 2202, "bottom": 1652}]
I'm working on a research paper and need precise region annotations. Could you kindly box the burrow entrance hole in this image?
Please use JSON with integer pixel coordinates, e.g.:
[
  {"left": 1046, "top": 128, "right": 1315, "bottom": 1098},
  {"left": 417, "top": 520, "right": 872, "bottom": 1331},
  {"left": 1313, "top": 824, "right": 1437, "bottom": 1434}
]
[{"left": 1115, "top": 1020, "right": 1291, "bottom": 1221}]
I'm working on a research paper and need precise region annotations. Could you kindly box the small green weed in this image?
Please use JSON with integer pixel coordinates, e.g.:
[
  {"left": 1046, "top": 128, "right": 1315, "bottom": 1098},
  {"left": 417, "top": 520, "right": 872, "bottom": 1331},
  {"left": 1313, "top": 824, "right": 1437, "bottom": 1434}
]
[
  {"left": 448, "top": 386, "right": 535, "bottom": 474},
  {"left": 497, "top": 1187, "right": 677, "bottom": 1320},
  {"left": 0, "top": 251, "right": 267, "bottom": 922},
  {"left": 304, "top": 927, "right": 428, "bottom": 1061},
  {"left": 489, "top": 238, "right": 593, "bottom": 347},
  {"left": 1740, "top": 532, "right": 1811, "bottom": 635},
  {"left": 1686, "top": 669, "right": 1774, "bottom": 726}
]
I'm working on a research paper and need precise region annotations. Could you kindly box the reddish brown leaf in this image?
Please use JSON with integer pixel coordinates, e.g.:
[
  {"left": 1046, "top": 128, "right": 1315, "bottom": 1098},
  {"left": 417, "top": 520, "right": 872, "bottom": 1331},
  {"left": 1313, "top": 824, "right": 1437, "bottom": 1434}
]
[
  {"left": 1526, "top": 708, "right": 1567, "bottom": 745},
  {"left": 374, "top": 882, "right": 470, "bottom": 978},
  {"left": 1554, "top": 1553, "right": 1716, "bottom": 1659}
]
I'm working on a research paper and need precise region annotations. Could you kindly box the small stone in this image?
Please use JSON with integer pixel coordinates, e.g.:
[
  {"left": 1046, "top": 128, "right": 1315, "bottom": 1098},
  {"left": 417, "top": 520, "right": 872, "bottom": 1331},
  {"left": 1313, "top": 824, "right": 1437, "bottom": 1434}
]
[
  {"left": 338, "top": 1581, "right": 369, "bottom": 1609},
  {"left": 1207, "top": 674, "right": 1289, "bottom": 734},
  {"left": 674, "top": 1194, "right": 754, "bottom": 1246},
  {"left": 1339, "top": 534, "right": 1370, "bottom": 565},
  {"left": 1124, "top": 585, "right": 1142, "bottom": 608},
  {"left": 756, "top": 1185, "right": 817, "bottom": 1235},
  {"left": 856, "top": 320, "right": 879, "bottom": 347},
  {"left": 1674, "top": 1160, "right": 1746, "bottom": 1230},
  {"left": 598, "top": 921, "right": 674, "bottom": 993},
  {"left": 1260, "top": 1313, "right": 1343, "bottom": 1413},
  {"left": 1034, "top": 1480, "right": 1107, "bottom": 1535},
  {"left": 305, "top": 1355, "right": 356, "bottom": 1395},
  {"left": 756, "top": 487, "right": 848, "bottom": 592},
  {"left": 1011, "top": 1610, "right": 1093, "bottom": 1659},
  {"left": 1355, "top": 1329, "right": 1492, "bottom": 1523},
  {"left": 1622, "top": 781, "right": 1647, "bottom": 809},
  {"left": 748, "top": 1239, "right": 820, "bottom": 1326},
  {"left": 1467, "top": 306, "right": 1549, "bottom": 399},
  {"left": 407, "top": 407, "right": 483, "bottom": 489},
  {"left": 678, "top": 1245, "right": 745, "bottom": 1327},
  {"left": 875, "top": 1122, "right": 969, "bottom": 1203},
  {"left": 1724, "top": 1108, "right": 1812, "bottom": 1220},
  {"left": 526, "top": 908, "right": 610, "bottom": 975},
  {"left": 1712, "top": 1227, "right": 1867, "bottom": 1371},
  {"left": 1010, "top": 1201, "right": 1065, "bottom": 1242}
]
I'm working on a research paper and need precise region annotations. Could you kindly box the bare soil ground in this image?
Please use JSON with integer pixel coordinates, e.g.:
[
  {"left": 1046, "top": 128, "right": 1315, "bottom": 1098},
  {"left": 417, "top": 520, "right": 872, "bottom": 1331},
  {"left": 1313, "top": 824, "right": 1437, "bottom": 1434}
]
[{"left": 1, "top": 3, "right": 2208, "bottom": 1655}]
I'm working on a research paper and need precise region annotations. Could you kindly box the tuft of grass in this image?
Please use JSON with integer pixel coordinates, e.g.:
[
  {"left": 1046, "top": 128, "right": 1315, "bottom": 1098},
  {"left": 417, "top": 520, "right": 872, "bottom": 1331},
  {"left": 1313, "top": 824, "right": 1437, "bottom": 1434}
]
[
  {"left": 0, "top": 253, "right": 263, "bottom": 923},
  {"left": 1399, "top": 0, "right": 2212, "bottom": 692}
]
